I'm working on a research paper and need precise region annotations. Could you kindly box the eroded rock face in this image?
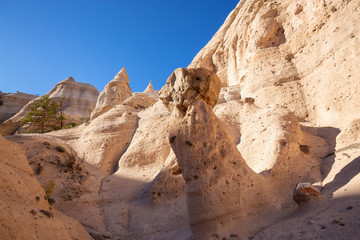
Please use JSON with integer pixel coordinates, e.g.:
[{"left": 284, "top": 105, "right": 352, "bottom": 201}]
[
  {"left": 41, "top": 77, "right": 98, "bottom": 123},
  {"left": 159, "top": 68, "right": 221, "bottom": 112},
  {"left": 168, "top": 100, "right": 268, "bottom": 239},
  {"left": 0, "top": 91, "right": 37, "bottom": 123},
  {"left": 2, "top": 77, "right": 99, "bottom": 134},
  {"left": 190, "top": 0, "right": 360, "bottom": 127},
  {"left": 160, "top": 64, "right": 329, "bottom": 238},
  {"left": 0, "top": 136, "right": 92, "bottom": 239},
  {"left": 143, "top": 80, "right": 159, "bottom": 99},
  {"left": 91, "top": 67, "right": 132, "bottom": 120},
  {"left": 161, "top": 68, "right": 268, "bottom": 238}
]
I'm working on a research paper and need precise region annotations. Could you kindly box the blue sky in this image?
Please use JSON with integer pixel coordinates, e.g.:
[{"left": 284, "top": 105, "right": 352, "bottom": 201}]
[{"left": 0, "top": 0, "right": 237, "bottom": 95}]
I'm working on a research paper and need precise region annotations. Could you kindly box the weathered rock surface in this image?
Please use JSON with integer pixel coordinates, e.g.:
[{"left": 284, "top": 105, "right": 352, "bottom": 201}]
[
  {"left": 0, "top": 91, "right": 37, "bottom": 122},
  {"left": 0, "top": 135, "right": 92, "bottom": 239},
  {"left": 161, "top": 66, "right": 332, "bottom": 239},
  {"left": 167, "top": 99, "right": 270, "bottom": 239},
  {"left": 1, "top": 77, "right": 99, "bottom": 135},
  {"left": 6, "top": 134, "right": 106, "bottom": 235},
  {"left": 90, "top": 67, "right": 132, "bottom": 120},
  {"left": 3, "top": 0, "right": 360, "bottom": 239},
  {"left": 214, "top": 101, "right": 328, "bottom": 179},
  {"left": 190, "top": 0, "right": 360, "bottom": 127},
  {"left": 160, "top": 67, "right": 221, "bottom": 112}
]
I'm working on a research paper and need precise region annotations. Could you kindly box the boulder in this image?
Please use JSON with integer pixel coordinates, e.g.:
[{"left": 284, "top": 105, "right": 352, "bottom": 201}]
[{"left": 159, "top": 68, "right": 221, "bottom": 112}]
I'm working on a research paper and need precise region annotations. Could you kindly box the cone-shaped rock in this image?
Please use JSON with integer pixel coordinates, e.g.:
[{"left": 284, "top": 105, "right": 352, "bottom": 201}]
[
  {"left": 143, "top": 81, "right": 159, "bottom": 98},
  {"left": 1, "top": 77, "right": 99, "bottom": 135},
  {"left": 90, "top": 67, "right": 132, "bottom": 120}
]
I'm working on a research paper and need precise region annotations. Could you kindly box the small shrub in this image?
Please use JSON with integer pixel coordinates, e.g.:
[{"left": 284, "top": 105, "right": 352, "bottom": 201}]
[
  {"left": 45, "top": 179, "right": 56, "bottom": 198},
  {"left": 64, "top": 122, "right": 77, "bottom": 129},
  {"left": 55, "top": 145, "right": 66, "bottom": 153},
  {"left": 51, "top": 125, "right": 62, "bottom": 131}
]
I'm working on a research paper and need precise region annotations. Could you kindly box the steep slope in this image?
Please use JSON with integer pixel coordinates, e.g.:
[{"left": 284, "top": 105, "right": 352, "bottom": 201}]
[
  {"left": 90, "top": 67, "right": 132, "bottom": 120},
  {"left": 0, "top": 135, "right": 92, "bottom": 240},
  {"left": 190, "top": 0, "right": 360, "bottom": 127}
]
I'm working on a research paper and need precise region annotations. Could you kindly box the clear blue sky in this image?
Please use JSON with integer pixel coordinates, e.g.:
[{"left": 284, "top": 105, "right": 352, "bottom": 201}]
[{"left": 0, "top": 0, "right": 237, "bottom": 95}]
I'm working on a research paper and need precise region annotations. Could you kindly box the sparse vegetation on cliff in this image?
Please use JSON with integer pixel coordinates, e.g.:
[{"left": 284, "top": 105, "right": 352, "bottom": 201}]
[{"left": 21, "top": 95, "right": 66, "bottom": 133}]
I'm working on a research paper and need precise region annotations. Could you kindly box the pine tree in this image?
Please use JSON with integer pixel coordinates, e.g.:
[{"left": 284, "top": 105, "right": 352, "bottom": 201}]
[{"left": 21, "top": 95, "right": 60, "bottom": 133}]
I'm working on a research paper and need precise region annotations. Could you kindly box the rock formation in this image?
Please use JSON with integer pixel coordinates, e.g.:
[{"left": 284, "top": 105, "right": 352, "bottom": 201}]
[
  {"left": 47, "top": 77, "right": 99, "bottom": 122},
  {"left": 90, "top": 67, "right": 132, "bottom": 120},
  {"left": 2, "top": 0, "right": 360, "bottom": 239},
  {"left": 1, "top": 77, "right": 99, "bottom": 135},
  {"left": 0, "top": 91, "right": 37, "bottom": 122},
  {"left": 190, "top": 0, "right": 360, "bottom": 127},
  {"left": 160, "top": 67, "right": 222, "bottom": 112},
  {"left": 45, "top": 91, "right": 187, "bottom": 239},
  {"left": 0, "top": 135, "right": 92, "bottom": 239},
  {"left": 142, "top": 80, "right": 159, "bottom": 98},
  {"left": 160, "top": 66, "right": 339, "bottom": 239}
]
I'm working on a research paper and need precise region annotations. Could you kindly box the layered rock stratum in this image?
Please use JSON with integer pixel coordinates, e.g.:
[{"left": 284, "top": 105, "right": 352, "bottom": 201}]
[
  {"left": 0, "top": 91, "right": 37, "bottom": 122},
  {"left": 1, "top": 0, "right": 360, "bottom": 239},
  {"left": 1, "top": 77, "right": 99, "bottom": 135}
]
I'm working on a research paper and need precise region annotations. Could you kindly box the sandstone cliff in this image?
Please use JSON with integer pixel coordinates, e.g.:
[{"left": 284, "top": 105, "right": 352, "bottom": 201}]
[
  {"left": 0, "top": 135, "right": 92, "bottom": 240},
  {"left": 190, "top": 0, "right": 360, "bottom": 128},
  {"left": 2, "top": 0, "right": 360, "bottom": 239},
  {"left": 0, "top": 91, "right": 37, "bottom": 122},
  {"left": 1, "top": 77, "right": 99, "bottom": 134}
]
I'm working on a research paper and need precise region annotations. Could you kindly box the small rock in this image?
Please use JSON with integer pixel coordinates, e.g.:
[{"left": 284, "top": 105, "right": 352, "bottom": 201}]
[
  {"left": 39, "top": 209, "right": 53, "bottom": 218},
  {"left": 293, "top": 182, "right": 320, "bottom": 204},
  {"left": 299, "top": 145, "right": 310, "bottom": 154},
  {"left": 244, "top": 97, "right": 255, "bottom": 104}
]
